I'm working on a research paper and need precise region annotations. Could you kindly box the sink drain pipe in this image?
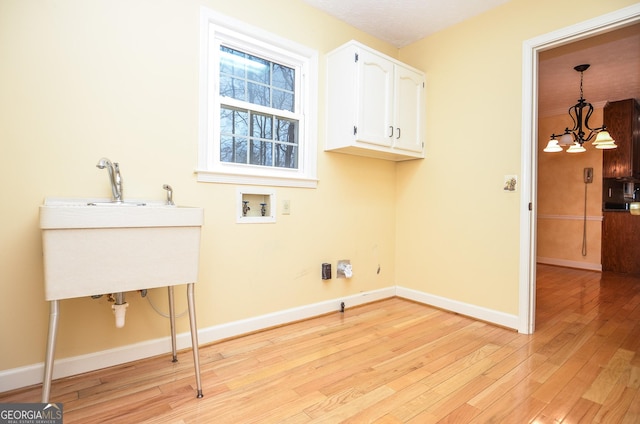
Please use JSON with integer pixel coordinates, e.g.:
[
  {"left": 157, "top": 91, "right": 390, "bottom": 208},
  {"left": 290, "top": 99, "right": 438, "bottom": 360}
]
[{"left": 112, "top": 292, "right": 128, "bottom": 328}]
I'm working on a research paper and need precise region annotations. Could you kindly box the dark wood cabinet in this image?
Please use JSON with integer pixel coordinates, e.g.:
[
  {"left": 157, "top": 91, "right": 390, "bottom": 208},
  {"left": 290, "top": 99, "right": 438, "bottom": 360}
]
[
  {"left": 602, "top": 98, "right": 640, "bottom": 180},
  {"left": 602, "top": 212, "right": 640, "bottom": 276}
]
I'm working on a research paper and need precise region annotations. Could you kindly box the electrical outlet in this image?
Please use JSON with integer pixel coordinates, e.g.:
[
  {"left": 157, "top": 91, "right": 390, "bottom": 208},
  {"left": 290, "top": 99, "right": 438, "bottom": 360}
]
[
  {"left": 337, "top": 260, "right": 351, "bottom": 278},
  {"left": 321, "top": 263, "right": 331, "bottom": 280},
  {"left": 282, "top": 199, "right": 291, "bottom": 215}
]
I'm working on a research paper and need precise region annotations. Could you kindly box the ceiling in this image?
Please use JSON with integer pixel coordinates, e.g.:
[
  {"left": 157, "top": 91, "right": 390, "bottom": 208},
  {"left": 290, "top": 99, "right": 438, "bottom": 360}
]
[
  {"left": 302, "top": 0, "right": 511, "bottom": 48},
  {"left": 303, "top": 0, "right": 640, "bottom": 116},
  {"left": 538, "top": 23, "right": 640, "bottom": 117}
]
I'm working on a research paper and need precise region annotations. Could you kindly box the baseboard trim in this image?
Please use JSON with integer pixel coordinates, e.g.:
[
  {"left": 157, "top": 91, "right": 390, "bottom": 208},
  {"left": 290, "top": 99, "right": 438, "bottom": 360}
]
[
  {"left": 537, "top": 257, "right": 602, "bottom": 272},
  {"left": 0, "top": 287, "right": 395, "bottom": 393},
  {"left": 197, "top": 287, "right": 396, "bottom": 345},
  {"left": 396, "top": 286, "right": 520, "bottom": 330},
  {"left": 1, "top": 285, "right": 519, "bottom": 393}
]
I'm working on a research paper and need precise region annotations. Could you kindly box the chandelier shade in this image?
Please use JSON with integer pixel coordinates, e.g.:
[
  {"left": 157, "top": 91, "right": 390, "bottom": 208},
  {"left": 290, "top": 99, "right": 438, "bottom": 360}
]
[
  {"left": 543, "top": 64, "right": 616, "bottom": 153},
  {"left": 593, "top": 130, "right": 616, "bottom": 149},
  {"left": 566, "top": 143, "right": 586, "bottom": 153}
]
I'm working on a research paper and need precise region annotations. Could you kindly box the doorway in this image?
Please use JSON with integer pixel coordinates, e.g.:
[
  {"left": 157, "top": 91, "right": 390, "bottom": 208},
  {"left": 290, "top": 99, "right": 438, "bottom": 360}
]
[{"left": 519, "top": 4, "right": 640, "bottom": 334}]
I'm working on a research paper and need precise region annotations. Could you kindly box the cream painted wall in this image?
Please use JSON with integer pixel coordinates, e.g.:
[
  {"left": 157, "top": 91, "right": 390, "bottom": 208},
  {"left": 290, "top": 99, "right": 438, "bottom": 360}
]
[
  {"left": 537, "top": 112, "right": 604, "bottom": 269},
  {"left": 0, "top": 0, "right": 636, "bottom": 379},
  {"left": 395, "top": 0, "right": 636, "bottom": 315},
  {"left": 0, "top": 0, "right": 398, "bottom": 372}
]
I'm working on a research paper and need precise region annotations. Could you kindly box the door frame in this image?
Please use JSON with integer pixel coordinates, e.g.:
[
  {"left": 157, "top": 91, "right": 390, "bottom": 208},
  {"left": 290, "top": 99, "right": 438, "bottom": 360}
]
[{"left": 519, "top": 4, "right": 640, "bottom": 334}]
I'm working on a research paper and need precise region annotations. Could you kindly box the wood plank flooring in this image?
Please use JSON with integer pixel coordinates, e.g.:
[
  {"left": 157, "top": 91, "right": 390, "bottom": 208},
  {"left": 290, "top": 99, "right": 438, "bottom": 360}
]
[{"left": 2, "top": 264, "right": 639, "bottom": 422}]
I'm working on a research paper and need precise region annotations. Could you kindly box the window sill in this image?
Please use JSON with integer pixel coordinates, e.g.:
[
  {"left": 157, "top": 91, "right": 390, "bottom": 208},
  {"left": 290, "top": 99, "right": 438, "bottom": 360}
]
[{"left": 195, "top": 169, "right": 318, "bottom": 189}]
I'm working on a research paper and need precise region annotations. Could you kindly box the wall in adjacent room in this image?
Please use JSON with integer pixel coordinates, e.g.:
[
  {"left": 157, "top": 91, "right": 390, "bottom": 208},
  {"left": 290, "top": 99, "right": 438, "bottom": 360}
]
[{"left": 537, "top": 112, "right": 604, "bottom": 270}]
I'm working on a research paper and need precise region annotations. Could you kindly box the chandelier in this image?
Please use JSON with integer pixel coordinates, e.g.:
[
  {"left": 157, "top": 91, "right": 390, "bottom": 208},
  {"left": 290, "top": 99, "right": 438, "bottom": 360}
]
[{"left": 543, "top": 64, "right": 616, "bottom": 153}]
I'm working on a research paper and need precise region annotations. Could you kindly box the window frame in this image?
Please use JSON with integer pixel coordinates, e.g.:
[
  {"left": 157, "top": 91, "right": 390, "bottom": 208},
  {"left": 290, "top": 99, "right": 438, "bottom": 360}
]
[{"left": 198, "top": 7, "right": 318, "bottom": 188}]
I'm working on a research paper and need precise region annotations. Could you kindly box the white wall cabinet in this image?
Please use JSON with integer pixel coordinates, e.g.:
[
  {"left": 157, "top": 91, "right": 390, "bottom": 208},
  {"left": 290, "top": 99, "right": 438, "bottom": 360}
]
[{"left": 325, "top": 41, "right": 425, "bottom": 161}]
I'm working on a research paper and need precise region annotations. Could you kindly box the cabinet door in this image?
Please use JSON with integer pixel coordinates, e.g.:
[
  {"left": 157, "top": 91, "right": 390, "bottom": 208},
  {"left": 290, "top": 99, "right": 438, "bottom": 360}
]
[
  {"left": 393, "top": 66, "right": 424, "bottom": 153},
  {"left": 602, "top": 212, "right": 640, "bottom": 276},
  {"left": 603, "top": 99, "right": 638, "bottom": 178},
  {"left": 356, "top": 49, "right": 394, "bottom": 147}
]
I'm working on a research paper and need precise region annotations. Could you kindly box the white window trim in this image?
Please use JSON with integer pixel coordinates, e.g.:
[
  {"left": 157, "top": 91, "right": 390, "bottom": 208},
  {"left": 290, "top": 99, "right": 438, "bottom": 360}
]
[{"left": 197, "top": 7, "right": 318, "bottom": 189}]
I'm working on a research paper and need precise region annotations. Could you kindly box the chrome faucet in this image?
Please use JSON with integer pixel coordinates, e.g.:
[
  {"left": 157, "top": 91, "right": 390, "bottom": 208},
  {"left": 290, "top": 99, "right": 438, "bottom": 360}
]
[
  {"left": 96, "top": 157, "right": 123, "bottom": 202},
  {"left": 162, "top": 184, "right": 174, "bottom": 205}
]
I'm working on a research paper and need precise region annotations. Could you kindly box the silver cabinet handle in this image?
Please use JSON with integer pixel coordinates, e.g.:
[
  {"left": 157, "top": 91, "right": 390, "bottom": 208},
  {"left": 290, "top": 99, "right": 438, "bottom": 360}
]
[
  {"left": 396, "top": 128, "right": 401, "bottom": 139},
  {"left": 388, "top": 126, "right": 394, "bottom": 137}
]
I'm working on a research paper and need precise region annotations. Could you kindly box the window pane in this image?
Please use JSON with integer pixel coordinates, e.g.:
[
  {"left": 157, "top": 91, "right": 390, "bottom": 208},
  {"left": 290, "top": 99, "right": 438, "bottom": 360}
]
[
  {"left": 220, "top": 46, "right": 245, "bottom": 77},
  {"left": 220, "top": 136, "right": 247, "bottom": 164},
  {"left": 272, "top": 63, "right": 294, "bottom": 91},
  {"left": 250, "top": 140, "right": 273, "bottom": 166},
  {"left": 275, "top": 118, "right": 298, "bottom": 144},
  {"left": 220, "top": 107, "right": 248, "bottom": 136},
  {"left": 275, "top": 144, "right": 298, "bottom": 169},
  {"left": 247, "top": 55, "right": 270, "bottom": 84},
  {"left": 251, "top": 113, "right": 272, "bottom": 140},
  {"left": 219, "top": 75, "right": 245, "bottom": 101},
  {"left": 273, "top": 89, "right": 294, "bottom": 112},
  {"left": 220, "top": 107, "right": 249, "bottom": 164},
  {"left": 248, "top": 81, "right": 270, "bottom": 107},
  {"left": 275, "top": 118, "right": 298, "bottom": 169}
]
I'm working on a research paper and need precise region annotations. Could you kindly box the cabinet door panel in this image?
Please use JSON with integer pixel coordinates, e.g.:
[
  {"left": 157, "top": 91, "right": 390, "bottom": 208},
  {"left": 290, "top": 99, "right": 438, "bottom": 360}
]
[
  {"left": 602, "top": 212, "right": 640, "bottom": 276},
  {"left": 393, "top": 66, "right": 424, "bottom": 153},
  {"left": 356, "top": 49, "right": 394, "bottom": 147},
  {"left": 603, "top": 99, "right": 639, "bottom": 179}
]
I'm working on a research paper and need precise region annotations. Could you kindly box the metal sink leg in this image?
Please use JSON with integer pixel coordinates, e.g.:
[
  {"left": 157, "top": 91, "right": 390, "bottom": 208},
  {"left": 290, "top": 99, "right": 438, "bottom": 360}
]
[
  {"left": 42, "top": 300, "right": 59, "bottom": 403},
  {"left": 168, "top": 286, "right": 177, "bottom": 362},
  {"left": 187, "top": 283, "right": 203, "bottom": 398}
]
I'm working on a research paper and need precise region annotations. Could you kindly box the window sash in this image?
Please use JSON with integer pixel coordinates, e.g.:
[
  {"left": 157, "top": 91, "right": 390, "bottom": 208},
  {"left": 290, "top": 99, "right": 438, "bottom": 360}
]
[
  {"left": 219, "top": 45, "right": 296, "bottom": 113},
  {"left": 212, "top": 37, "right": 304, "bottom": 172},
  {"left": 219, "top": 105, "right": 299, "bottom": 169}
]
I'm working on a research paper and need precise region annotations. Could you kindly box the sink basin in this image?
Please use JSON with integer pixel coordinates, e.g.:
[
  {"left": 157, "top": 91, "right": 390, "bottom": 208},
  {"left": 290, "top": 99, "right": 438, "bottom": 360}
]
[
  {"left": 40, "top": 197, "right": 204, "bottom": 300},
  {"left": 40, "top": 197, "right": 202, "bottom": 229}
]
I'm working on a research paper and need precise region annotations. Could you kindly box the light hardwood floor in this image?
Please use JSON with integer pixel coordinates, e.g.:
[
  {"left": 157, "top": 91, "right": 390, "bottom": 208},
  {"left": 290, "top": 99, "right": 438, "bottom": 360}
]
[{"left": 2, "top": 264, "right": 639, "bottom": 423}]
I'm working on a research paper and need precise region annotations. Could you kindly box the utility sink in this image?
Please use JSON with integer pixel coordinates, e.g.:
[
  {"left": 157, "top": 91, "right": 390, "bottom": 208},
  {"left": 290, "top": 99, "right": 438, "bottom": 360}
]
[
  {"left": 39, "top": 196, "right": 205, "bottom": 402},
  {"left": 39, "top": 197, "right": 204, "bottom": 301}
]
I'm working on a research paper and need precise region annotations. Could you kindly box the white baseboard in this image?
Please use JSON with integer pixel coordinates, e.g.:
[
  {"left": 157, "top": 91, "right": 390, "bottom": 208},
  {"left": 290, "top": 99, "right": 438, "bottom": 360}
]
[
  {"left": 0, "top": 287, "right": 395, "bottom": 393},
  {"left": 196, "top": 287, "right": 396, "bottom": 345},
  {"left": 396, "top": 286, "right": 520, "bottom": 330},
  {"left": 0, "top": 284, "right": 518, "bottom": 393},
  {"left": 537, "top": 257, "right": 602, "bottom": 271},
  {"left": 0, "top": 336, "right": 189, "bottom": 394}
]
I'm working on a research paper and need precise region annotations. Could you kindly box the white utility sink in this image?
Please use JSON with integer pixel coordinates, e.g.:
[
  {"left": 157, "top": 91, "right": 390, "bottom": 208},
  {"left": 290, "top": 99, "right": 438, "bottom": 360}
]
[
  {"left": 39, "top": 197, "right": 204, "bottom": 300},
  {"left": 39, "top": 196, "right": 205, "bottom": 402}
]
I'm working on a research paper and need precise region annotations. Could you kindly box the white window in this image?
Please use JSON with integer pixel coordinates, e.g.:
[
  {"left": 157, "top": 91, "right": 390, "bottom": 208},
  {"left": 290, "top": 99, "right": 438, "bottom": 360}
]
[{"left": 198, "top": 8, "right": 318, "bottom": 188}]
